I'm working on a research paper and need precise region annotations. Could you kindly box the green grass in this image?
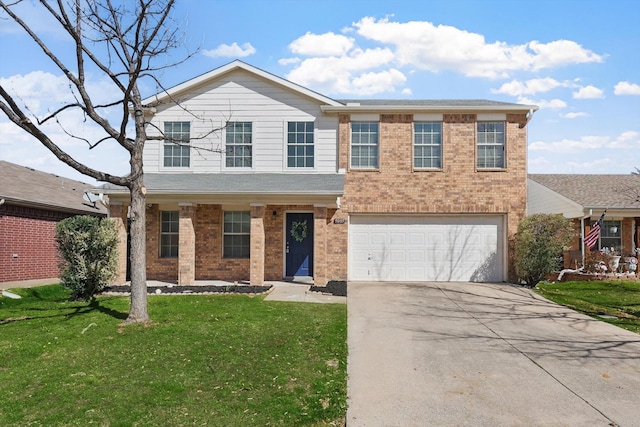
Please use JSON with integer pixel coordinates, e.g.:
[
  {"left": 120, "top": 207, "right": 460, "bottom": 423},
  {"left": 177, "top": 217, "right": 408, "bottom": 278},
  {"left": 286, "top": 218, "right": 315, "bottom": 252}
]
[
  {"left": 0, "top": 285, "right": 347, "bottom": 426},
  {"left": 535, "top": 280, "right": 640, "bottom": 334}
]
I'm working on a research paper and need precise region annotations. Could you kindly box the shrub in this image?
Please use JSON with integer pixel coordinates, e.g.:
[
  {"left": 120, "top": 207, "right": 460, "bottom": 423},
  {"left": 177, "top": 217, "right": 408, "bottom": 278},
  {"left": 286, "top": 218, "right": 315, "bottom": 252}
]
[
  {"left": 514, "top": 214, "right": 575, "bottom": 288},
  {"left": 55, "top": 215, "right": 118, "bottom": 300}
]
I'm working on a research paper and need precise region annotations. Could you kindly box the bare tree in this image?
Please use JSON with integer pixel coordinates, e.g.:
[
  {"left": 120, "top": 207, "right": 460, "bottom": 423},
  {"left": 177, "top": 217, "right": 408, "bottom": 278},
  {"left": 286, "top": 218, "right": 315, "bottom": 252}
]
[{"left": 0, "top": 0, "right": 186, "bottom": 323}]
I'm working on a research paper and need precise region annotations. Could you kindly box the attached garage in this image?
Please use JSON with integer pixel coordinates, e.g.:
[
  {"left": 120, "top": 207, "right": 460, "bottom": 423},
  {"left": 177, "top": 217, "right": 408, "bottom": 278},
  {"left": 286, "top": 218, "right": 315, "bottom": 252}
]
[{"left": 348, "top": 215, "right": 505, "bottom": 282}]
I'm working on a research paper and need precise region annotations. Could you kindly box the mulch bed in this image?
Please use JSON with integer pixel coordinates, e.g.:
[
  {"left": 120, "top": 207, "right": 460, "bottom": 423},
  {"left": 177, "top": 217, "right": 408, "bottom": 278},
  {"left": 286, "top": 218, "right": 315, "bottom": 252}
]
[
  {"left": 102, "top": 284, "right": 273, "bottom": 295},
  {"left": 310, "top": 280, "right": 347, "bottom": 297}
]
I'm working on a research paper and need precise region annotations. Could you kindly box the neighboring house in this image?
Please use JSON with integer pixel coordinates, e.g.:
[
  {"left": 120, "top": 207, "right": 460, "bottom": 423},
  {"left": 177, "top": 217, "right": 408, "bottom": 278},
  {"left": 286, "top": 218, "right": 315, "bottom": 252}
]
[
  {"left": 528, "top": 174, "right": 640, "bottom": 264},
  {"left": 103, "top": 60, "right": 537, "bottom": 285},
  {"left": 0, "top": 161, "right": 107, "bottom": 283}
]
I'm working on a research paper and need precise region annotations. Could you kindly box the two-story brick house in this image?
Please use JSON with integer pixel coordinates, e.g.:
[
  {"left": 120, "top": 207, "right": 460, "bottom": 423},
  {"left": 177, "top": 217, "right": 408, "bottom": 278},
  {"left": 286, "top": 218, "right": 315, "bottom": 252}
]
[{"left": 103, "top": 61, "right": 537, "bottom": 285}]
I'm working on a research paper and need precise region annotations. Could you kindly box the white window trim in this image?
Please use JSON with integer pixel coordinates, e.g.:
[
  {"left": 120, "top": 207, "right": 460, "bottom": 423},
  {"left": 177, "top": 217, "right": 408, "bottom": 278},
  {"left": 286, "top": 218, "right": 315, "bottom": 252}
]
[
  {"left": 413, "top": 121, "right": 443, "bottom": 170},
  {"left": 223, "top": 121, "right": 254, "bottom": 171},
  {"left": 350, "top": 121, "right": 380, "bottom": 170},
  {"left": 284, "top": 119, "right": 317, "bottom": 171},
  {"left": 476, "top": 121, "right": 506, "bottom": 170}
]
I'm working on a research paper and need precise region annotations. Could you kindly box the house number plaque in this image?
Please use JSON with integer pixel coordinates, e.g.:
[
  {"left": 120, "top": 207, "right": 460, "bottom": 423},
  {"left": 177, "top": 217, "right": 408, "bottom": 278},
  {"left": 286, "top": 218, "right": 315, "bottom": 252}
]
[{"left": 333, "top": 218, "right": 346, "bottom": 224}]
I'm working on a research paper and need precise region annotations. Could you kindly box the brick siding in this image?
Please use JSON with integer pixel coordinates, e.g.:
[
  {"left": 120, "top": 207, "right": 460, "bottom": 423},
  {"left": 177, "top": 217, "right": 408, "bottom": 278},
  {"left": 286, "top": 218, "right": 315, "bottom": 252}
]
[{"left": 1, "top": 205, "right": 73, "bottom": 282}]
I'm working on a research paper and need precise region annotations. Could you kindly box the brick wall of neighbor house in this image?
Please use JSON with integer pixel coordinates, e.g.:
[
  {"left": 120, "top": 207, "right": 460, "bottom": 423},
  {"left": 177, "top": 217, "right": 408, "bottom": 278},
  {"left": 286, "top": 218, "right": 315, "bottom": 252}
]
[
  {"left": 338, "top": 113, "right": 529, "bottom": 280},
  {"left": 0, "top": 204, "right": 72, "bottom": 282}
]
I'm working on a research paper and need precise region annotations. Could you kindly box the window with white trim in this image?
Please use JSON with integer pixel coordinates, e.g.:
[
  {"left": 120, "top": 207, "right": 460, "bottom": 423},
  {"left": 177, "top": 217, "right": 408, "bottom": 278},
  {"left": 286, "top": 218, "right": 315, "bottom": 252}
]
[
  {"left": 226, "top": 122, "right": 252, "bottom": 167},
  {"left": 287, "top": 121, "right": 314, "bottom": 168},
  {"left": 160, "top": 211, "right": 179, "bottom": 258},
  {"left": 351, "top": 122, "right": 379, "bottom": 168},
  {"left": 163, "top": 122, "right": 190, "bottom": 167},
  {"left": 414, "top": 122, "right": 442, "bottom": 169},
  {"left": 477, "top": 121, "right": 505, "bottom": 169},
  {"left": 598, "top": 220, "right": 622, "bottom": 252},
  {"left": 223, "top": 211, "right": 250, "bottom": 258}
]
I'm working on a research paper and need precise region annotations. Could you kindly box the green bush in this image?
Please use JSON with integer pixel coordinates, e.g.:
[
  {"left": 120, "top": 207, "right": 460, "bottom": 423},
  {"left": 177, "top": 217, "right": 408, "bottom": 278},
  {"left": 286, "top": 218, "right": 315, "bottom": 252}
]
[
  {"left": 55, "top": 215, "right": 118, "bottom": 300},
  {"left": 514, "top": 214, "right": 575, "bottom": 288}
]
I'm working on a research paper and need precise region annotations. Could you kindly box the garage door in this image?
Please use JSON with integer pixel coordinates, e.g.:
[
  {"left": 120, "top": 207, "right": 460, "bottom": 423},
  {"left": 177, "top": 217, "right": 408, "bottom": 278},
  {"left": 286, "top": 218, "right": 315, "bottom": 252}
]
[{"left": 349, "top": 215, "right": 504, "bottom": 282}]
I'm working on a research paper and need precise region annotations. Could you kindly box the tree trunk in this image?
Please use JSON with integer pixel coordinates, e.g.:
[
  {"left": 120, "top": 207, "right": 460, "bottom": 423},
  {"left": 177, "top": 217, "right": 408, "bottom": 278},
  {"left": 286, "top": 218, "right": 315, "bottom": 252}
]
[{"left": 126, "top": 164, "right": 149, "bottom": 323}]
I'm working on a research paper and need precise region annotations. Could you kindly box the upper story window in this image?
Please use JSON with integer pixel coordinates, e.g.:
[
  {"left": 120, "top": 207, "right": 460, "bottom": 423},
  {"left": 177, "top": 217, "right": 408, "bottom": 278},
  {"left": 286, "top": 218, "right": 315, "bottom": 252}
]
[
  {"left": 223, "top": 211, "right": 250, "bottom": 258},
  {"left": 351, "top": 122, "right": 379, "bottom": 169},
  {"left": 477, "top": 121, "right": 505, "bottom": 169},
  {"left": 287, "top": 121, "right": 314, "bottom": 168},
  {"left": 414, "top": 122, "right": 442, "bottom": 169},
  {"left": 163, "top": 122, "right": 190, "bottom": 167},
  {"left": 160, "top": 211, "right": 179, "bottom": 258},
  {"left": 226, "top": 122, "right": 252, "bottom": 168}
]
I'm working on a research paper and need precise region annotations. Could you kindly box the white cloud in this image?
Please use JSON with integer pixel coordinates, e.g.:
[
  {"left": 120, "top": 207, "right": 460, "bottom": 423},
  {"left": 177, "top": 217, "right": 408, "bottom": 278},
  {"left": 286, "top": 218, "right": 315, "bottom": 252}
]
[
  {"left": 351, "top": 69, "right": 407, "bottom": 95},
  {"left": 351, "top": 17, "right": 602, "bottom": 78},
  {"left": 492, "top": 78, "right": 565, "bottom": 96},
  {"left": 529, "top": 132, "right": 639, "bottom": 153},
  {"left": 0, "top": 71, "right": 131, "bottom": 181},
  {"left": 278, "top": 57, "right": 300, "bottom": 66},
  {"left": 573, "top": 85, "right": 604, "bottom": 99},
  {"left": 289, "top": 32, "right": 354, "bottom": 56},
  {"left": 202, "top": 42, "right": 256, "bottom": 58},
  {"left": 614, "top": 81, "right": 640, "bottom": 95},
  {"left": 561, "top": 112, "right": 589, "bottom": 119},
  {"left": 401, "top": 88, "right": 413, "bottom": 95},
  {"left": 528, "top": 40, "right": 603, "bottom": 70},
  {"left": 518, "top": 96, "right": 566, "bottom": 109},
  {"left": 286, "top": 47, "right": 396, "bottom": 95}
]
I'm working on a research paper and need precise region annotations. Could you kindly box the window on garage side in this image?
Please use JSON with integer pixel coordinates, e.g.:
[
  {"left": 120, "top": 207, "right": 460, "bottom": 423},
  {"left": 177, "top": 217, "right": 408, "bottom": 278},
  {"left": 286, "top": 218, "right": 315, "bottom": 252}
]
[
  {"left": 287, "top": 121, "right": 314, "bottom": 168},
  {"left": 163, "top": 122, "right": 190, "bottom": 167},
  {"left": 226, "top": 122, "right": 252, "bottom": 168},
  {"left": 477, "top": 121, "right": 505, "bottom": 169},
  {"left": 160, "top": 211, "right": 179, "bottom": 258},
  {"left": 414, "top": 122, "right": 442, "bottom": 169},
  {"left": 351, "top": 122, "right": 379, "bottom": 169},
  {"left": 223, "top": 211, "right": 250, "bottom": 258}
]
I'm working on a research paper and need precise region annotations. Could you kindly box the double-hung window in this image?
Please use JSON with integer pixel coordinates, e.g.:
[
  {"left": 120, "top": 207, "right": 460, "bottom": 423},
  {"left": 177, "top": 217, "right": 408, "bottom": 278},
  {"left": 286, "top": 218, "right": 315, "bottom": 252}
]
[
  {"left": 477, "top": 121, "right": 505, "bottom": 169},
  {"left": 599, "top": 220, "right": 622, "bottom": 252},
  {"left": 223, "top": 211, "right": 250, "bottom": 258},
  {"left": 226, "top": 122, "right": 252, "bottom": 167},
  {"left": 287, "top": 121, "right": 314, "bottom": 168},
  {"left": 351, "top": 122, "right": 379, "bottom": 168},
  {"left": 163, "top": 122, "right": 190, "bottom": 167},
  {"left": 414, "top": 122, "right": 442, "bottom": 169},
  {"left": 160, "top": 211, "right": 179, "bottom": 258}
]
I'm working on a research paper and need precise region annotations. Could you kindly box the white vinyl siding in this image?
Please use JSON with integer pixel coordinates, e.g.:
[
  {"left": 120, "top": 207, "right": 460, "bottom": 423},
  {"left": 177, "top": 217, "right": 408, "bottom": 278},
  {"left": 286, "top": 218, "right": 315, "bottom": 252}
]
[{"left": 143, "top": 70, "right": 338, "bottom": 173}]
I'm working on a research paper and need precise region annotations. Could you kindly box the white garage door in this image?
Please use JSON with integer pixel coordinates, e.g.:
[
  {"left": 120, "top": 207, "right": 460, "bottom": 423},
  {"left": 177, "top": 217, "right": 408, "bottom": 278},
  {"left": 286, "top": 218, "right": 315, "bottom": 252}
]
[{"left": 349, "top": 215, "right": 504, "bottom": 282}]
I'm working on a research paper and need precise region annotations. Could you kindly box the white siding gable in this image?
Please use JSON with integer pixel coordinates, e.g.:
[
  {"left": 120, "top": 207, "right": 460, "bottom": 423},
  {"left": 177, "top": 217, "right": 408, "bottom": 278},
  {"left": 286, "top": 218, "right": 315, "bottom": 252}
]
[
  {"left": 527, "top": 179, "right": 584, "bottom": 218},
  {"left": 144, "top": 69, "right": 338, "bottom": 174}
]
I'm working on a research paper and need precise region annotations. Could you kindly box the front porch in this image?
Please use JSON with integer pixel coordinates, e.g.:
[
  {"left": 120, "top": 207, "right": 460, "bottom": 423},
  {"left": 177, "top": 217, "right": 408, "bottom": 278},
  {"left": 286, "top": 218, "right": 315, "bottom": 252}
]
[{"left": 110, "top": 202, "right": 348, "bottom": 286}]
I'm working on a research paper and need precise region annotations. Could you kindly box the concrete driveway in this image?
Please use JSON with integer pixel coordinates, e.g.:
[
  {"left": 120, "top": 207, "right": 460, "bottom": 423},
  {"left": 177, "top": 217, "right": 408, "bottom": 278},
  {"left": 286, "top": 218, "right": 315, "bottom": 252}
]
[{"left": 347, "top": 282, "right": 640, "bottom": 426}]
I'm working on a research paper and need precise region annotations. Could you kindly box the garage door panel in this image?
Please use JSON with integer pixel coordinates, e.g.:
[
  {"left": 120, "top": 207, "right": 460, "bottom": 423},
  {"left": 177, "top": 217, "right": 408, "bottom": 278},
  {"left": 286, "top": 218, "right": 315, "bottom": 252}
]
[{"left": 349, "top": 215, "right": 503, "bottom": 282}]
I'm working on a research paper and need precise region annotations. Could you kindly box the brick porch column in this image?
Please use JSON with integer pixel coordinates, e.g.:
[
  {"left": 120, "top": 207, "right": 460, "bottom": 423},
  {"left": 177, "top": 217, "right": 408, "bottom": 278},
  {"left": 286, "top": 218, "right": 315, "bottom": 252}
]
[
  {"left": 109, "top": 203, "right": 128, "bottom": 284},
  {"left": 250, "top": 204, "right": 265, "bottom": 285},
  {"left": 314, "top": 205, "right": 328, "bottom": 285},
  {"left": 178, "top": 203, "right": 195, "bottom": 285}
]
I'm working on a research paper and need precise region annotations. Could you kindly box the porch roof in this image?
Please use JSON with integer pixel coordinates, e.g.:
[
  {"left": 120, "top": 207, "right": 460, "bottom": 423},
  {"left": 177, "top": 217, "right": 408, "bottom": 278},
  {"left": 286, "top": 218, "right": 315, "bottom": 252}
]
[
  {"left": 529, "top": 174, "right": 640, "bottom": 210},
  {"left": 101, "top": 173, "right": 345, "bottom": 196}
]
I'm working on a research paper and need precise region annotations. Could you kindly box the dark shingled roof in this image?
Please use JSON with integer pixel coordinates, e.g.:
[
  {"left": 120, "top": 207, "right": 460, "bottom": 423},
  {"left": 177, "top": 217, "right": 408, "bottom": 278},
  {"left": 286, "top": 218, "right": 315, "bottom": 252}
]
[
  {"left": 529, "top": 174, "right": 640, "bottom": 209},
  {"left": 0, "top": 161, "right": 107, "bottom": 215},
  {"left": 102, "top": 173, "right": 345, "bottom": 195}
]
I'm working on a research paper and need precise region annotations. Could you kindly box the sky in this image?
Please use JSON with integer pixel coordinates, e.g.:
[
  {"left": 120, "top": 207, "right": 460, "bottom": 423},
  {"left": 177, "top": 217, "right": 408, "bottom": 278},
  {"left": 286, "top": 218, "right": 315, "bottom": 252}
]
[{"left": 1, "top": 0, "right": 639, "bottom": 184}]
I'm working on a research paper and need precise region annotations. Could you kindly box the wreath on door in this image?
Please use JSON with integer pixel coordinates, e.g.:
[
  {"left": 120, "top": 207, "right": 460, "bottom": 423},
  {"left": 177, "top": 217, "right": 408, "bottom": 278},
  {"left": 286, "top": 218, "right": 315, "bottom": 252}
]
[{"left": 290, "top": 220, "right": 308, "bottom": 242}]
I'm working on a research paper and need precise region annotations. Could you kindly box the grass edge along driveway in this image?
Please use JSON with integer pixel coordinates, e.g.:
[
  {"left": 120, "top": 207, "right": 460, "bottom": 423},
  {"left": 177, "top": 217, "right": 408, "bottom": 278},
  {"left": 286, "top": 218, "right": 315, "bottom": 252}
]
[
  {"left": 535, "top": 280, "right": 640, "bottom": 334},
  {"left": 0, "top": 285, "right": 347, "bottom": 426}
]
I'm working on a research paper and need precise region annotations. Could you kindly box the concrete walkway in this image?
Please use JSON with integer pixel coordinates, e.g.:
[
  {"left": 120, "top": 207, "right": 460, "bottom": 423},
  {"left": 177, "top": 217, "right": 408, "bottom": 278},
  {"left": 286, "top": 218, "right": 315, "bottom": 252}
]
[{"left": 347, "top": 281, "right": 640, "bottom": 426}]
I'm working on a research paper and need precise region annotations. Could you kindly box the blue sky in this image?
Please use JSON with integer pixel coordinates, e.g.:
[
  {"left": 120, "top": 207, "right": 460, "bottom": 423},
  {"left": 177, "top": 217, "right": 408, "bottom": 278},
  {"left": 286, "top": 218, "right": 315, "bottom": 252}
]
[{"left": 1, "top": 0, "right": 639, "bottom": 183}]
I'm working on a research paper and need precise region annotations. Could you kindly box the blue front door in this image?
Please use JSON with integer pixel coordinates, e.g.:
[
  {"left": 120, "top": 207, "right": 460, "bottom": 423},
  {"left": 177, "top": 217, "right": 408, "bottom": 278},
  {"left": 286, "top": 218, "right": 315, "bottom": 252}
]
[{"left": 286, "top": 213, "right": 314, "bottom": 277}]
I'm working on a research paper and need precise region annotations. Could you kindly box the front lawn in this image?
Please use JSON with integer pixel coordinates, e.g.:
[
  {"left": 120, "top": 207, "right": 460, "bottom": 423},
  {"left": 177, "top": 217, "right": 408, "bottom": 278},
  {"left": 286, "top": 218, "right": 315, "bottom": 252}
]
[
  {"left": 0, "top": 285, "right": 347, "bottom": 426},
  {"left": 535, "top": 280, "right": 640, "bottom": 334}
]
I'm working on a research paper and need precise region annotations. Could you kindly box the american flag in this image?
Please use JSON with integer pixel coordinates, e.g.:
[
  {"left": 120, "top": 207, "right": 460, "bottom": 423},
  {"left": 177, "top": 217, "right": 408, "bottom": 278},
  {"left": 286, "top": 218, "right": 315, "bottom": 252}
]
[{"left": 585, "top": 211, "right": 606, "bottom": 249}]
